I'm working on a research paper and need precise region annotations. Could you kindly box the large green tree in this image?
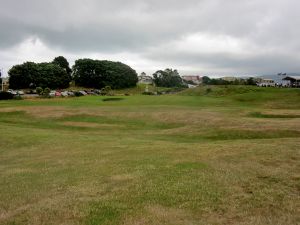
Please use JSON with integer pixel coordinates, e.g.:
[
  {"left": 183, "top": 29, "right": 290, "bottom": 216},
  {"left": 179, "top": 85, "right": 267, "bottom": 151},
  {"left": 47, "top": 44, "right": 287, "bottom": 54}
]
[
  {"left": 153, "top": 68, "right": 184, "bottom": 87},
  {"left": 52, "top": 56, "right": 72, "bottom": 79},
  {"left": 73, "top": 59, "right": 138, "bottom": 89},
  {"left": 8, "top": 62, "right": 39, "bottom": 89},
  {"left": 9, "top": 62, "right": 70, "bottom": 89},
  {"left": 37, "top": 63, "right": 70, "bottom": 89}
]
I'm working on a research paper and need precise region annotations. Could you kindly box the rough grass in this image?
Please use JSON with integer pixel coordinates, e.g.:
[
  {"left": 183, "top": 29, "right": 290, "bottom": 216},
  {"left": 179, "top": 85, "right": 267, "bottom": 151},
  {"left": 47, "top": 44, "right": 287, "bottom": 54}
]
[{"left": 0, "top": 86, "right": 299, "bottom": 225}]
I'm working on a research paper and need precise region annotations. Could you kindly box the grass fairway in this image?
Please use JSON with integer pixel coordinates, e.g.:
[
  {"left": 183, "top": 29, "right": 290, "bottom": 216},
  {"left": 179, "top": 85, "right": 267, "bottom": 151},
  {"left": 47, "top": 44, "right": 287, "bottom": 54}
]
[{"left": 0, "top": 86, "right": 299, "bottom": 225}]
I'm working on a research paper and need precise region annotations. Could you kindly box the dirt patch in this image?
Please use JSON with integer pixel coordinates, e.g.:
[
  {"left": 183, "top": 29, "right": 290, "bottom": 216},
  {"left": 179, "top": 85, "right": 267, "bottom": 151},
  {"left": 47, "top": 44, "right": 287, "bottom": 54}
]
[
  {"left": 123, "top": 205, "right": 197, "bottom": 225},
  {"left": 111, "top": 174, "right": 136, "bottom": 181},
  {"left": 62, "top": 121, "right": 123, "bottom": 128},
  {"left": 0, "top": 106, "right": 108, "bottom": 118}
]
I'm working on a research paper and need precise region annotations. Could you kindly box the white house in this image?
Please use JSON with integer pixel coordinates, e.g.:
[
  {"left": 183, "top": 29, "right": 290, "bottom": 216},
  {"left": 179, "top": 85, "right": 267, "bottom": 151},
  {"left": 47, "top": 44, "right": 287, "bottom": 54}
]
[
  {"left": 182, "top": 75, "right": 202, "bottom": 85},
  {"left": 138, "top": 72, "right": 153, "bottom": 84}
]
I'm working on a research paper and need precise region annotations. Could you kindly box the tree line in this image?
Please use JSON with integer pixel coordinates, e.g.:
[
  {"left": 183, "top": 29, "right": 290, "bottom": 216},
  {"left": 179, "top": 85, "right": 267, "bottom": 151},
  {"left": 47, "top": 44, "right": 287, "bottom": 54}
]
[
  {"left": 72, "top": 59, "right": 138, "bottom": 89},
  {"left": 202, "top": 76, "right": 256, "bottom": 85},
  {"left": 8, "top": 57, "right": 138, "bottom": 90},
  {"left": 7, "top": 56, "right": 257, "bottom": 90}
]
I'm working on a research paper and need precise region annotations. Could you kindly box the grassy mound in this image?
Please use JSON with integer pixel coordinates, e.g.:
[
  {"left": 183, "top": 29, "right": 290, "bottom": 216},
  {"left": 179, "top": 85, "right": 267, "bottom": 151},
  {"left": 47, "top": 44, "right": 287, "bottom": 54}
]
[{"left": 178, "top": 85, "right": 300, "bottom": 108}]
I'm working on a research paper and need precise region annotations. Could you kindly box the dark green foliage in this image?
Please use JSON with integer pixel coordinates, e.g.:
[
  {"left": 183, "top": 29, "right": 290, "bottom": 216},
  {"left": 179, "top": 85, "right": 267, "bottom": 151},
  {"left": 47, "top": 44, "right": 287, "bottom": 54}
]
[
  {"left": 206, "top": 87, "right": 212, "bottom": 94},
  {"left": 202, "top": 76, "right": 211, "bottom": 85},
  {"left": 13, "top": 95, "right": 23, "bottom": 100},
  {"left": 73, "top": 59, "right": 138, "bottom": 89},
  {"left": 74, "top": 91, "right": 84, "bottom": 97},
  {"left": 153, "top": 68, "right": 185, "bottom": 87},
  {"left": 8, "top": 62, "right": 70, "bottom": 89},
  {"left": 36, "top": 87, "right": 51, "bottom": 98},
  {"left": 142, "top": 91, "right": 155, "bottom": 95},
  {"left": 8, "top": 62, "right": 38, "bottom": 89},
  {"left": 52, "top": 56, "right": 72, "bottom": 80},
  {"left": 0, "top": 92, "right": 14, "bottom": 100},
  {"left": 210, "top": 78, "right": 231, "bottom": 85},
  {"left": 203, "top": 76, "right": 256, "bottom": 85},
  {"left": 43, "top": 88, "right": 51, "bottom": 96},
  {"left": 36, "top": 87, "right": 43, "bottom": 95},
  {"left": 37, "top": 63, "right": 70, "bottom": 89},
  {"left": 246, "top": 77, "right": 256, "bottom": 85},
  {"left": 100, "top": 86, "right": 112, "bottom": 96}
]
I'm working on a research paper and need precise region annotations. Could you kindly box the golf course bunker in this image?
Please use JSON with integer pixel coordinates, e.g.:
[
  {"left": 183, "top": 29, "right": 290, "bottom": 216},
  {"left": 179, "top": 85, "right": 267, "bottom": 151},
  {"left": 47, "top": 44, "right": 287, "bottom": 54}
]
[{"left": 102, "top": 98, "right": 124, "bottom": 102}]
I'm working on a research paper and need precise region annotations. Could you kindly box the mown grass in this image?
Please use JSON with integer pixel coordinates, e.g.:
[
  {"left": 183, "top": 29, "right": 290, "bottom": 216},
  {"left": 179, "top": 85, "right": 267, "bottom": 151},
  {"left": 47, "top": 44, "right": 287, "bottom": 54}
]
[
  {"left": 0, "top": 86, "right": 299, "bottom": 225},
  {"left": 249, "top": 112, "right": 300, "bottom": 118}
]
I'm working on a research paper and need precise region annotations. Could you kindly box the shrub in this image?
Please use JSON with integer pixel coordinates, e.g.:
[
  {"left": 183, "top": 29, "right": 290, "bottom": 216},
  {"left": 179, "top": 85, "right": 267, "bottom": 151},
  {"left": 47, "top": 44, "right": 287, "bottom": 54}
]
[
  {"left": 101, "top": 86, "right": 113, "bottom": 96},
  {"left": 153, "top": 68, "right": 183, "bottom": 87},
  {"left": 13, "top": 95, "right": 23, "bottom": 100},
  {"left": 74, "top": 91, "right": 84, "bottom": 97},
  {"left": 206, "top": 88, "right": 212, "bottom": 94},
  {"left": 43, "top": 88, "right": 51, "bottom": 96},
  {"left": 0, "top": 92, "right": 14, "bottom": 100},
  {"left": 142, "top": 91, "right": 155, "bottom": 95},
  {"left": 36, "top": 87, "right": 43, "bottom": 95}
]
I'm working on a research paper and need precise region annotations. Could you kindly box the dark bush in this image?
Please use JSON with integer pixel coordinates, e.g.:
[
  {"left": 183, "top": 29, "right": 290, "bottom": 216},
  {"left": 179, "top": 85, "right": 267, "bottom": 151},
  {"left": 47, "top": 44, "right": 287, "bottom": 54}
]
[
  {"left": 43, "top": 88, "right": 51, "bottom": 96},
  {"left": 13, "top": 95, "right": 23, "bottom": 100},
  {"left": 101, "top": 86, "right": 113, "bottom": 96},
  {"left": 102, "top": 98, "right": 124, "bottom": 102},
  {"left": 142, "top": 91, "right": 155, "bottom": 95},
  {"left": 206, "top": 88, "right": 212, "bottom": 94},
  {"left": 36, "top": 87, "right": 43, "bottom": 95},
  {"left": 0, "top": 92, "right": 14, "bottom": 100},
  {"left": 74, "top": 91, "right": 84, "bottom": 97}
]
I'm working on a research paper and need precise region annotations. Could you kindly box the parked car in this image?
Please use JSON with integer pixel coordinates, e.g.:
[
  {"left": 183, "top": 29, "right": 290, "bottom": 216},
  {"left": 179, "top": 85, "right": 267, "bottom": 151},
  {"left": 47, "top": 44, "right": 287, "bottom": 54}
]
[
  {"left": 55, "top": 91, "right": 61, "bottom": 96},
  {"left": 86, "top": 90, "right": 93, "bottom": 95},
  {"left": 79, "top": 91, "right": 87, "bottom": 96},
  {"left": 16, "top": 90, "right": 24, "bottom": 95},
  {"left": 7, "top": 89, "right": 17, "bottom": 95},
  {"left": 94, "top": 89, "right": 101, "bottom": 95},
  {"left": 67, "top": 91, "right": 75, "bottom": 96},
  {"left": 49, "top": 91, "right": 56, "bottom": 97},
  {"left": 61, "top": 91, "right": 69, "bottom": 97}
]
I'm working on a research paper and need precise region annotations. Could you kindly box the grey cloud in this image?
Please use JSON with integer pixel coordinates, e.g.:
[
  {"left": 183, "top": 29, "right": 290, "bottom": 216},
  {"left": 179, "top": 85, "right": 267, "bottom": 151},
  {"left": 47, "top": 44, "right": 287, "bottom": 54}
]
[
  {"left": 0, "top": 0, "right": 300, "bottom": 75},
  {"left": 144, "top": 50, "right": 300, "bottom": 75}
]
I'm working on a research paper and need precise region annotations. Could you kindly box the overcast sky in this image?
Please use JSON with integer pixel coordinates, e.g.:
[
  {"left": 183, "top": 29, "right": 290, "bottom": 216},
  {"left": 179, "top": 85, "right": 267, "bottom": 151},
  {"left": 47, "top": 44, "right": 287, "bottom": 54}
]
[{"left": 1, "top": 0, "right": 300, "bottom": 77}]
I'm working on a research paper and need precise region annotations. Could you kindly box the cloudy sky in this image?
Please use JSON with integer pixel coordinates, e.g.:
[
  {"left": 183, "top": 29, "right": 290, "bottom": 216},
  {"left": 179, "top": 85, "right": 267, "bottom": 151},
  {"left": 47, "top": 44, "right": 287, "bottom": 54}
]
[{"left": 0, "top": 0, "right": 300, "bottom": 77}]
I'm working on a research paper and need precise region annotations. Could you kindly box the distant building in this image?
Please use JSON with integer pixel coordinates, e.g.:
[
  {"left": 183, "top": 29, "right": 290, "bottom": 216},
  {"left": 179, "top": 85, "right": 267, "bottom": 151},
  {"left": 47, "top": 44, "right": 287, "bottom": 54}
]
[
  {"left": 187, "top": 84, "right": 197, "bottom": 88},
  {"left": 282, "top": 76, "right": 300, "bottom": 87},
  {"left": 182, "top": 75, "right": 202, "bottom": 85},
  {"left": 256, "top": 78, "right": 275, "bottom": 87},
  {"left": 220, "top": 76, "right": 240, "bottom": 82},
  {"left": 138, "top": 72, "right": 153, "bottom": 85},
  {"left": 1, "top": 77, "right": 9, "bottom": 91}
]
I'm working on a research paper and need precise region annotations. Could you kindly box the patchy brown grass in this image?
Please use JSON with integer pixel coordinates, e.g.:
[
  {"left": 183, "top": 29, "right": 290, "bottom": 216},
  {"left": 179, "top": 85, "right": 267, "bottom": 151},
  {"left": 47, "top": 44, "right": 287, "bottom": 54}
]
[
  {"left": 122, "top": 205, "right": 197, "bottom": 225},
  {"left": 0, "top": 93, "right": 299, "bottom": 225},
  {"left": 62, "top": 121, "right": 124, "bottom": 128}
]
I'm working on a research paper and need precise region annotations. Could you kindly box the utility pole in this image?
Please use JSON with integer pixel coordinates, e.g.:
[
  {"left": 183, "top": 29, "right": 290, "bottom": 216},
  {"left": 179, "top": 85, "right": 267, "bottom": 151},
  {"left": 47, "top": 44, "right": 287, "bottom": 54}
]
[{"left": 0, "top": 68, "right": 3, "bottom": 92}]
